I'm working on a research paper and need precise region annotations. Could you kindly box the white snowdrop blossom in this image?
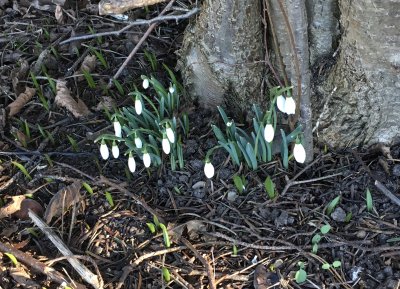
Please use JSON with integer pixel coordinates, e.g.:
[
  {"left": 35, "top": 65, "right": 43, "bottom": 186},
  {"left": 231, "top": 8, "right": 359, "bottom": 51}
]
[
  {"left": 162, "top": 136, "right": 171, "bottom": 155},
  {"left": 226, "top": 121, "right": 233, "bottom": 127},
  {"left": 142, "top": 78, "right": 149, "bottom": 89},
  {"left": 135, "top": 97, "right": 143, "bottom": 115},
  {"left": 128, "top": 154, "right": 136, "bottom": 173},
  {"left": 204, "top": 161, "right": 215, "bottom": 179},
  {"left": 143, "top": 152, "right": 151, "bottom": 168},
  {"left": 113, "top": 120, "right": 122, "bottom": 137},
  {"left": 285, "top": 97, "right": 296, "bottom": 115},
  {"left": 100, "top": 142, "right": 109, "bottom": 160},
  {"left": 263, "top": 123, "right": 274, "bottom": 143},
  {"left": 111, "top": 142, "right": 119, "bottom": 158},
  {"left": 166, "top": 127, "right": 175, "bottom": 144},
  {"left": 293, "top": 143, "right": 306, "bottom": 164},
  {"left": 169, "top": 86, "right": 175, "bottom": 94},
  {"left": 134, "top": 135, "right": 143, "bottom": 149},
  {"left": 276, "top": 95, "right": 286, "bottom": 113}
]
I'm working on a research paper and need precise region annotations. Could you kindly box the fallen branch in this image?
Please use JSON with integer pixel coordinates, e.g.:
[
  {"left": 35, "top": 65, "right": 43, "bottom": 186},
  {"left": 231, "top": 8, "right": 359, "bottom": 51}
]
[
  {"left": 28, "top": 210, "right": 103, "bottom": 289},
  {"left": 59, "top": 7, "right": 199, "bottom": 46},
  {"left": 374, "top": 180, "right": 400, "bottom": 207},
  {"left": 0, "top": 240, "right": 80, "bottom": 287}
]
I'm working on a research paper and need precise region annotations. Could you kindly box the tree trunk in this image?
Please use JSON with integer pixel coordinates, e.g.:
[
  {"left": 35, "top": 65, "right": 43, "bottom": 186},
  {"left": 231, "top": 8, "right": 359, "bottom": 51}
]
[
  {"left": 177, "top": 0, "right": 264, "bottom": 115},
  {"left": 314, "top": 0, "right": 400, "bottom": 147}
]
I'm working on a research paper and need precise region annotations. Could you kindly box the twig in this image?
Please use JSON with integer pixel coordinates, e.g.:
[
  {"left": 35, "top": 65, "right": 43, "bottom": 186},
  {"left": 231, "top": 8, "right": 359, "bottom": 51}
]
[
  {"left": 97, "top": 175, "right": 164, "bottom": 223},
  {"left": 374, "top": 180, "right": 400, "bottom": 207},
  {"left": 0, "top": 240, "right": 78, "bottom": 287},
  {"left": 108, "top": 0, "right": 175, "bottom": 87},
  {"left": 59, "top": 7, "right": 199, "bottom": 46},
  {"left": 180, "top": 237, "right": 216, "bottom": 289},
  {"left": 28, "top": 210, "right": 103, "bottom": 289}
]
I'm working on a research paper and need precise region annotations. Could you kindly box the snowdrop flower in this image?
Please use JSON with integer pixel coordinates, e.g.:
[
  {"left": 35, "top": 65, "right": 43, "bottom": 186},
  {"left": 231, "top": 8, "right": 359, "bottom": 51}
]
[
  {"left": 135, "top": 97, "right": 142, "bottom": 115},
  {"left": 134, "top": 134, "right": 143, "bottom": 149},
  {"left": 142, "top": 78, "right": 149, "bottom": 89},
  {"left": 162, "top": 135, "right": 171, "bottom": 155},
  {"left": 111, "top": 141, "right": 119, "bottom": 158},
  {"left": 226, "top": 121, "right": 233, "bottom": 127},
  {"left": 293, "top": 142, "right": 306, "bottom": 164},
  {"left": 169, "top": 85, "right": 174, "bottom": 94},
  {"left": 100, "top": 141, "right": 109, "bottom": 160},
  {"left": 142, "top": 150, "right": 151, "bottom": 168},
  {"left": 204, "top": 160, "right": 215, "bottom": 179},
  {"left": 166, "top": 126, "right": 175, "bottom": 144},
  {"left": 263, "top": 123, "right": 274, "bottom": 143},
  {"left": 276, "top": 95, "right": 286, "bottom": 113},
  {"left": 113, "top": 120, "right": 122, "bottom": 137},
  {"left": 128, "top": 153, "right": 136, "bottom": 173},
  {"left": 285, "top": 97, "right": 296, "bottom": 115}
]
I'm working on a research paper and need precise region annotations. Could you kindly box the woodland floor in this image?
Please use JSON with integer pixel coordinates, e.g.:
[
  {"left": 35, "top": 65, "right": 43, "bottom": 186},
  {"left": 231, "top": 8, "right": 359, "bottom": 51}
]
[{"left": 1, "top": 1, "right": 400, "bottom": 289}]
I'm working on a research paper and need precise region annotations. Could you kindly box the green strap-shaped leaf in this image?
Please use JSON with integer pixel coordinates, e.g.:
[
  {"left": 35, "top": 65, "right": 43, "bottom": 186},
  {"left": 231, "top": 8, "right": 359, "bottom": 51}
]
[
  {"left": 212, "top": 125, "right": 227, "bottom": 143},
  {"left": 237, "top": 141, "right": 252, "bottom": 168},
  {"left": 280, "top": 129, "right": 288, "bottom": 169},
  {"left": 245, "top": 142, "right": 257, "bottom": 169},
  {"left": 217, "top": 106, "right": 229, "bottom": 125}
]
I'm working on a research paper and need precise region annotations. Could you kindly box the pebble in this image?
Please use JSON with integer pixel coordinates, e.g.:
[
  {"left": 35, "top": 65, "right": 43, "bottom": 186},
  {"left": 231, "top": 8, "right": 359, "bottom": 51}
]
[
  {"left": 356, "top": 230, "right": 366, "bottom": 239},
  {"left": 227, "top": 191, "right": 238, "bottom": 202},
  {"left": 392, "top": 164, "right": 400, "bottom": 176},
  {"left": 384, "top": 266, "right": 393, "bottom": 276},
  {"left": 331, "top": 207, "right": 346, "bottom": 222}
]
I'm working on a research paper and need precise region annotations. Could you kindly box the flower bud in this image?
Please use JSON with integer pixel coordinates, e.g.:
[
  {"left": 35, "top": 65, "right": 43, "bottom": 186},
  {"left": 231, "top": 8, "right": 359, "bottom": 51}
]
[
  {"left": 293, "top": 143, "right": 306, "bottom": 164},
  {"left": 162, "top": 136, "right": 171, "bottom": 155},
  {"left": 276, "top": 95, "right": 286, "bottom": 113},
  {"left": 263, "top": 124, "right": 274, "bottom": 143},
  {"left": 128, "top": 154, "right": 136, "bottom": 172},
  {"left": 111, "top": 142, "right": 119, "bottom": 158},
  {"left": 143, "top": 152, "right": 151, "bottom": 168},
  {"left": 135, "top": 97, "right": 143, "bottom": 115},
  {"left": 166, "top": 127, "right": 175, "bottom": 144},
  {"left": 134, "top": 136, "right": 143, "bottom": 149},
  {"left": 204, "top": 161, "right": 215, "bottom": 179},
  {"left": 142, "top": 78, "right": 149, "bottom": 89},
  {"left": 285, "top": 97, "right": 296, "bottom": 115},
  {"left": 113, "top": 120, "right": 122, "bottom": 138},
  {"left": 100, "top": 141, "right": 109, "bottom": 160}
]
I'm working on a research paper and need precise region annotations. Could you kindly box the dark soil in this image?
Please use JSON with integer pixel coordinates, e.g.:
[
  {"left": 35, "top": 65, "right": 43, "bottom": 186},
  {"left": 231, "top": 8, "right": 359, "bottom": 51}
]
[{"left": 1, "top": 1, "right": 400, "bottom": 289}]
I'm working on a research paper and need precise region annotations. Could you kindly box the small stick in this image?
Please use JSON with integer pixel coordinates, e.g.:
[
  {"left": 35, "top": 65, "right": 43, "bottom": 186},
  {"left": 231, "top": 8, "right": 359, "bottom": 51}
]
[
  {"left": 374, "top": 180, "right": 400, "bottom": 207},
  {"left": 28, "top": 210, "right": 103, "bottom": 289},
  {"left": 181, "top": 237, "right": 216, "bottom": 289},
  {"left": 60, "top": 8, "right": 199, "bottom": 46},
  {"left": 0, "top": 240, "right": 80, "bottom": 287}
]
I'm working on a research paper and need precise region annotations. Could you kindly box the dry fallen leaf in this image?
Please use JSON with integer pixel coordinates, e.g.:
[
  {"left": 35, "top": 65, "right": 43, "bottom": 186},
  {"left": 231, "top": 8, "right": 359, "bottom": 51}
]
[
  {"left": 10, "top": 59, "right": 29, "bottom": 95},
  {"left": 13, "top": 199, "right": 44, "bottom": 220},
  {"left": 0, "top": 195, "right": 26, "bottom": 219},
  {"left": 55, "top": 80, "right": 90, "bottom": 118},
  {"left": 44, "top": 181, "right": 82, "bottom": 223},
  {"left": 94, "top": 96, "right": 116, "bottom": 111},
  {"left": 55, "top": 4, "right": 64, "bottom": 23},
  {"left": 6, "top": 87, "right": 36, "bottom": 117},
  {"left": 10, "top": 267, "right": 40, "bottom": 289},
  {"left": 74, "top": 55, "right": 96, "bottom": 81}
]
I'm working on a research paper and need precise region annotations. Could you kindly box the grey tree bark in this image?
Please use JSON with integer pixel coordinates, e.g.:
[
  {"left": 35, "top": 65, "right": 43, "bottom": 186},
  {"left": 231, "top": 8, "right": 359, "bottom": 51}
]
[
  {"left": 177, "top": 0, "right": 264, "bottom": 116},
  {"left": 314, "top": 0, "right": 400, "bottom": 147}
]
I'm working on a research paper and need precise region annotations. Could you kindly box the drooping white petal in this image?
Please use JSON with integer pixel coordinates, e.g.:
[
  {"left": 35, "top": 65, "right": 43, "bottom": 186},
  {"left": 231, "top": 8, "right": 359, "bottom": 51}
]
[
  {"left": 113, "top": 121, "right": 122, "bottom": 137},
  {"left": 276, "top": 95, "right": 286, "bottom": 113},
  {"left": 293, "top": 143, "right": 306, "bottom": 164},
  {"left": 162, "top": 137, "right": 171, "bottom": 155},
  {"left": 166, "top": 127, "right": 175, "bottom": 144},
  {"left": 142, "top": 78, "right": 149, "bottom": 89},
  {"left": 135, "top": 99, "right": 143, "bottom": 115},
  {"left": 263, "top": 124, "right": 274, "bottom": 143},
  {"left": 226, "top": 121, "right": 233, "bottom": 127},
  {"left": 143, "top": 152, "right": 151, "bottom": 168},
  {"left": 134, "top": 137, "right": 143, "bottom": 149},
  {"left": 285, "top": 97, "right": 296, "bottom": 115},
  {"left": 128, "top": 155, "right": 136, "bottom": 172},
  {"left": 169, "top": 86, "right": 175, "bottom": 94},
  {"left": 112, "top": 144, "right": 120, "bottom": 158},
  {"left": 204, "top": 161, "right": 215, "bottom": 179},
  {"left": 100, "top": 143, "right": 109, "bottom": 160}
]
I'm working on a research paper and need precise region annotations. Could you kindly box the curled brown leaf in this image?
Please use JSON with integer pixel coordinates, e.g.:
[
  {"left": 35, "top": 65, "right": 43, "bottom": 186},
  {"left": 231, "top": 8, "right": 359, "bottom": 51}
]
[
  {"left": 44, "top": 181, "right": 82, "bottom": 223},
  {"left": 55, "top": 80, "right": 90, "bottom": 118},
  {"left": 6, "top": 87, "right": 36, "bottom": 117},
  {"left": 74, "top": 55, "right": 96, "bottom": 81},
  {"left": 0, "top": 196, "right": 26, "bottom": 219}
]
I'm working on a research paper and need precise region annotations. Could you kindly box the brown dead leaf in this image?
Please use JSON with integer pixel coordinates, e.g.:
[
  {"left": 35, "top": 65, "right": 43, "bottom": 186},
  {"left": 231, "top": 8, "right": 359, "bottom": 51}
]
[
  {"left": 44, "top": 181, "right": 82, "bottom": 223},
  {"left": 55, "top": 80, "right": 90, "bottom": 118},
  {"left": 6, "top": 87, "right": 36, "bottom": 117},
  {"left": 11, "top": 59, "right": 29, "bottom": 94},
  {"left": 10, "top": 267, "right": 40, "bottom": 289},
  {"left": 94, "top": 96, "right": 116, "bottom": 111},
  {"left": 253, "top": 264, "right": 280, "bottom": 289},
  {"left": 74, "top": 55, "right": 96, "bottom": 81},
  {"left": 13, "top": 199, "right": 44, "bottom": 220},
  {"left": 0, "top": 195, "right": 26, "bottom": 219},
  {"left": 55, "top": 4, "right": 64, "bottom": 23},
  {"left": 1, "top": 224, "right": 19, "bottom": 237}
]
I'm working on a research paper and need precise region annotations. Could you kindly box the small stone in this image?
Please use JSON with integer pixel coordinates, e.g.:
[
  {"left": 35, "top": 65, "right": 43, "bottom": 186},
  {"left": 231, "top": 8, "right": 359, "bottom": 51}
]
[
  {"left": 331, "top": 207, "right": 346, "bottom": 222},
  {"left": 392, "top": 164, "right": 400, "bottom": 177},
  {"left": 227, "top": 191, "right": 238, "bottom": 202},
  {"left": 383, "top": 266, "right": 393, "bottom": 276},
  {"left": 275, "top": 211, "right": 289, "bottom": 228},
  {"left": 356, "top": 230, "right": 366, "bottom": 239}
]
